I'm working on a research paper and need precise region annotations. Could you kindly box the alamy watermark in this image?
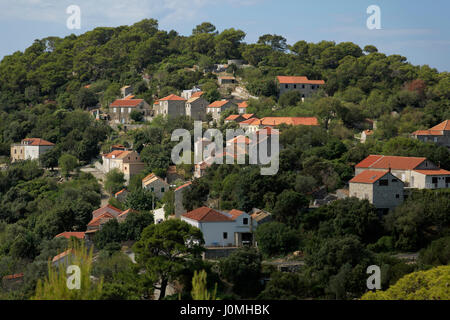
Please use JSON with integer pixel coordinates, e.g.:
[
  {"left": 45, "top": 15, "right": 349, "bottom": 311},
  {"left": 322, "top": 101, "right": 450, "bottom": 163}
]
[
  {"left": 367, "top": 5, "right": 381, "bottom": 30},
  {"left": 171, "top": 121, "right": 280, "bottom": 176},
  {"left": 366, "top": 265, "right": 381, "bottom": 290},
  {"left": 66, "top": 265, "right": 81, "bottom": 290},
  {"left": 66, "top": 5, "right": 81, "bottom": 30}
]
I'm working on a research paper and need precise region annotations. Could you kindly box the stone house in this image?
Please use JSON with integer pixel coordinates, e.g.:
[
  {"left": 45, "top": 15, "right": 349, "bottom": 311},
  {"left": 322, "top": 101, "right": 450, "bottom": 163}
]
[
  {"left": 237, "top": 101, "right": 249, "bottom": 114},
  {"left": 186, "top": 96, "right": 209, "bottom": 121},
  {"left": 355, "top": 155, "right": 448, "bottom": 189},
  {"left": 218, "top": 76, "right": 236, "bottom": 85},
  {"left": 207, "top": 100, "right": 237, "bottom": 122},
  {"left": 109, "top": 98, "right": 151, "bottom": 124},
  {"left": 277, "top": 76, "right": 325, "bottom": 98},
  {"left": 154, "top": 94, "right": 186, "bottom": 118},
  {"left": 101, "top": 150, "right": 145, "bottom": 183},
  {"left": 10, "top": 138, "right": 55, "bottom": 163},
  {"left": 411, "top": 120, "right": 450, "bottom": 149},
  {"left": 142, "top": 173, "right": 170, "bottom": 200},
  {"left": 349, "top": 170, "right": 404, "bottom": 210}
]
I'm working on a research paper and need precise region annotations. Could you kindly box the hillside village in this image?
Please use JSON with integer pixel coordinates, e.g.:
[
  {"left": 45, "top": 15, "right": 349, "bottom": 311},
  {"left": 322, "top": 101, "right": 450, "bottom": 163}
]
[{"left": 0, "top": 19, "right": 449, "bottom": 301}]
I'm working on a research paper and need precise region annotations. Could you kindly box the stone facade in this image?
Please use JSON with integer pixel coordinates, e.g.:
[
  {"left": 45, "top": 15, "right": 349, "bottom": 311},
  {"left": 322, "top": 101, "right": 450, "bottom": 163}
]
[
  {"left": 142, "top": 174, "right": 170, "bottom": 200},
  {"left": 277, "top": 76, "right": 325, "bottom": 98},
  {"left": 154, "top": 94, "right": 186, "bottom": 118},
  {"left": 186, "top": 96, "right": 209, "bottom": 121},
  {"left": 10, "top": 138, "right": 54, "bottom": 163}
]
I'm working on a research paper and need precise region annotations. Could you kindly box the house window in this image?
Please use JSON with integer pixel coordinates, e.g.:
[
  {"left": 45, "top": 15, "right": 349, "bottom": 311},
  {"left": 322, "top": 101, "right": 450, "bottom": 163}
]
[
  {"left": 223, "top": 232, "right": 228, "bottom": 240},
  {"left": 285, "top": 84, "right": 288, "bottom": 89},
  {"left": 379, "top": 179, "right": 389, "bottom": 186},
  {"left": 396, "top": 194, "right": 400, "bottom": 199},
  {"left": 434, "top": 137, "right": 438, "bottom": 142},
  {"left": 302, "top": 84, "right": 305, "bottom": 89},
  {"left": 392, "top": 179, "right": 397, "bottom": 182},
  {"left": 113, "top": 108, "right": 117, "bottom": 113},
  {"left": 161, "top": 188, "right": 165, "bottom": 193},
  {"left": 446, "top": 177, "right": 450, "bottom": 184},
  {"left": 243, "top": 218, "right": 249, "bottom": 225},
  {"left": 151, "top": 187, "right": 154, "bottom": 192},
  {"left": 294, "top": 84, "right": 297, "bottom": 89},
  {"left": 432, "top": 177, "right": 438, "bottom": 184},
  {"left": 14, "top": 149, "right": 17, "bottom": 154}
]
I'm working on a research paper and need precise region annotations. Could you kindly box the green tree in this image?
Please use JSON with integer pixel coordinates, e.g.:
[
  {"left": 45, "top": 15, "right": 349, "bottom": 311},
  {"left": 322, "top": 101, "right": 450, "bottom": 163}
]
[
  {"left": 104, "top": 169, "right": 125, "bottom": 195},
  {"left": 255, "top": 222, "right": 300, "bottom": 257},
  {"left": 133, "top": 220, "right": 204, "bottom": 300},
  {"left": 272, "top": 190, "right": 308, "bottom": 227},
  {"left": 58, "top": 153, "right": 78, "bottom": 178}
]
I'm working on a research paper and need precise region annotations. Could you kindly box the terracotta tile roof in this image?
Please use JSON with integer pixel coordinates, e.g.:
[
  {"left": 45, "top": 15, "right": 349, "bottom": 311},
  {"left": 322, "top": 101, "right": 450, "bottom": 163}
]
[
  {"left": 182, "top": 207, "right": 233, "bottom": 222},
  {"left": 261, "top": 117, "right": 319, "bottom": 126},
  {"left": 430, "top": 120, "right": 450, "bottom": 131},
  {"left": 22, "top": 138, "right": 55, "bottom": 146},
  {"left": 52, "top": 249, "right": 74, "bottom": 263},
  {"left": 363, "top": 130, "right": 374, "bottom": 135},
  {"left": 159, "top": 94, "right": 186, "bottom": 101},
  {"left": 118, "top": 209, "right": 138, "bottom": 219},
  {"left": 355, "top": 155, "right": 427, "bottom": 170},
  {"left": 2, "top": 273, "right": 24, "bottom": 280},
  {"left": 191, "top": 91, "right": 204, "bottom": 98},
  {"left": 229, "top": 209, "right": 245, "bottom": 220},
  {"left": 115, "top": 189, "right": 127, "bottom": 196},
  {"left": 412, "top": 130, "right": 443, "bottom": 136},
  {"left": 142, "top": 173, "right": 167, "bottom": 186},
  {"left": 240, "top": 118, "right": 261, "bottom": 125},
  {"left": 175, "top": 181, "right": 192, "bottom": 191},
  {"left": 55, "top": 232, "right": 85, "bottom": 240},
  {"left": 413, "top": 169, "right": 450, "bottom": 176},
  {"left": 242, "top": 114, "right": 255, "bottom": 120},
  {"left": 227, "top": 136, "right": 252, "bottom": 145},
  {"left": 123, "top": 95, "right": 135, "bottom": 100},
  {"left": 225, "top": 115, "right": 242, "bottom": 121},
  {"left": 92, "top": 204, "right": 122, "bottom": 218},
  {"left": 187, "top": 96, "right": 201, "bottom": 103},
  {"left": 88, "top": 212, "right": 115, "bottom": 227},
  {"left": 219, "top": 76, "right": 236, "bottom": 80},
  {"left": 256, "top": 127, "right": 280, "bottom": 136},
  {"left": 277, "top": 76, "right": 325, "bottom": 85},
  {"left": 349, "top": 170, "right": 391, "bottom": 184},
  {"left": 103, "top": 150, "right": 133, "bottom": 160},
  {"left": 238, "top": 101, "right": 249, "bottom": 108},
  {"left": 110, "top": 99, "right": 144, "bottom": 107},
  {"left": 208, "top": 100, "right": 230, "bottom": 108}
]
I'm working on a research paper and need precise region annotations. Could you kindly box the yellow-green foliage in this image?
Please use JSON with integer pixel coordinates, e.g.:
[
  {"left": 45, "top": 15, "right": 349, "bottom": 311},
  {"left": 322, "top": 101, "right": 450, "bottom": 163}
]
[
  {"left": 32, "top": 240, "right": 103, "bottom": 300},
  {"left": 191, "top": 270, "right": 217, "bottom": 301},
  {"left": 362, "top": 265, "right": 450, "bottom": 300}
]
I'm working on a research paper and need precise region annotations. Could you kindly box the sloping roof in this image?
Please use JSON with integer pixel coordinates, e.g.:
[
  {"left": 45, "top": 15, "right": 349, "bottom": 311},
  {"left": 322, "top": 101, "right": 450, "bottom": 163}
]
[
  {"left": 277, "top": 76, "right": 325, "bottom": 85},
  {"left": 2, "top": 273, "right": 24, "bottom": 280},
  {"left": 118, "top": 209, "right": 138, "bottom": 219},
  {"left": 142, "top": 173, "right": 167, "bottom": 186},
  {"left": 175, "top": 181, "right": 192, "bottom": 191},
  {"left": 260, "top": 117, "right": 319, "bottom": 126},
  {"left": 110, "top": 99, "right": 144, "bottom": 107},
  {"left": 413, "top": 169, "right": 450, "bottom": 176},
  {"left": 115, "top": 189, "right": 127, "bottom": 197},
  {"left": 22, "top": 138, "right": 55, "bottom": 146},
  {"left": 242, "top": 114, "right": 255, "bottom": 120},
  {"left": 159, "top": 94, "right": 186, "bottom": 101},
  {"left": 92, "top": 204, "right": 122, "bottom": 217},
  {"left": 208, "top": 100, "right": 230, "bottom": 108},
  {"left": 187, "top": 96, "right": 201, "bottom": 103},
  {"left": 225, "top": 115, "right": 242, "bottom": 121},
  {"left": 55, "top": 232, "right": 85, "bottom": 240},
  {"left": 430, "top": 120, "right": 450, "bottom": 131},
  {"left": 240, "top": 118, "right": 261, "bottom": 125},
  {"left": 238, "top": 101, "right": 249, "bottom": 108},
  {"left": 103, "top": 150, "right": 133, "bottom": 160},
  {"left": 219, "top": 76, "right": 236, "bottom": 80},
  {"left": 412, "top": 130, "right": 443, "bottom": 136},
  {"left": 191, "top": 91, "right": 204, "bottom": 98},
  {"left": 355, "top": 155, "right": 427, "bottom": 170},
  {"left": 349, "top": 170, "right": 391, "bottom": 184},
  {"left": 229, "top": 209, "right": 245, "bottom": 220},
  {"left": 52, "top": 249, "right": 74, "bottom": 263},
  {"left": 88, "top": 212, "right": 115, "bottom": 227},
  {"left": 182, "top": 207, "right": 233, "bottom": 222}
]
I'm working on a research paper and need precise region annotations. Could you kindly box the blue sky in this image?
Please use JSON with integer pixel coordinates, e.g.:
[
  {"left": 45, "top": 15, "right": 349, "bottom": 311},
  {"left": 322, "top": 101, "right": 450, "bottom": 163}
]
[{"left": 0, "top": 0, "right": 449, "bottom": 71}]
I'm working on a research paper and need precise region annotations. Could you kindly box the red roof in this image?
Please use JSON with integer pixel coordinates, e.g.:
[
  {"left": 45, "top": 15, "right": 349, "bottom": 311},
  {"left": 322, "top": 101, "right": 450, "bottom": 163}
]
[
  {"left": 52, "top": 249, "right": 74, "bottom": 263},
  {"left": 22, "top": 138, "right": 55, "bottom": 146},
  {"left": 183, "top": 207, "right": 233, "bottom": 222},
  {"left": 191, "top": 91, "right": 204, "bottom": 98},
  {"left": 261, "top": 117, "right": 319, "bottom": 126},
  {"left": 238, "top": 101, "right": 249, "bottom": 109},
  {"left": 110, "top": 99, "right": 144, "bottom": 107},
  {"left": 118, "top": 209, "right": 138, "bottom": 219},
  {"left": 2, "top": 273, "right": 24, "bottom": 280},
  {"left": 277, "top": 76, "right": 325, "bottom": 85},
  {"left": 350, "top": 170, "right": 391, "bottom": 184},
  {"left": 430, "top": 120, "right": 450, "bottom": 131},
  {"left": 225, "top": 115, "right": 242, "bottom": 121},
  {"left": 88, "top": 212, "right": 115, "bottom": 227},
  {"left": 256, "top": 127, "right": 280, "bottom": 136},
  {"left": 55, "top": 232, "right": 85, "bottom": 240},
  {"left": 159, "top": 94, "right": 186, "bottom": 101},
  {"left": 92, "top": 204, "right": 122, "bottom": 217},
  {"left": 412, "top": 130, "right": 443, "bottom": 136},
  {"left": 414, "top": 169, "right": 450, "bottom": 176},
  {"left": 356, "top": 155, "right": 427, "bottom": 170},
  {"left": 242, "top": 114, "right": 255, "bottom": 120},
  {"left": 229, "top": 209, "right": 245, "bottom": 220},
  {"left": 175, "top": 181, "right": 192, "bottom": 191},
  {"left": 208, "top": 100, "right": 230, "bottom": 108},
  {"left": 240, "top": 118, "right": 261, "bottom": 125}
]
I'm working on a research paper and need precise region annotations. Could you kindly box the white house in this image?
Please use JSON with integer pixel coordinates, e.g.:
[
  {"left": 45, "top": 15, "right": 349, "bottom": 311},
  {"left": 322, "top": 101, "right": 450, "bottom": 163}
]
[
  {"left": 10, "top": 138, "right": 55, "bottom": 163},
  {"left": 181, "top": 207, "right": 253, "bottom": 247}
]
